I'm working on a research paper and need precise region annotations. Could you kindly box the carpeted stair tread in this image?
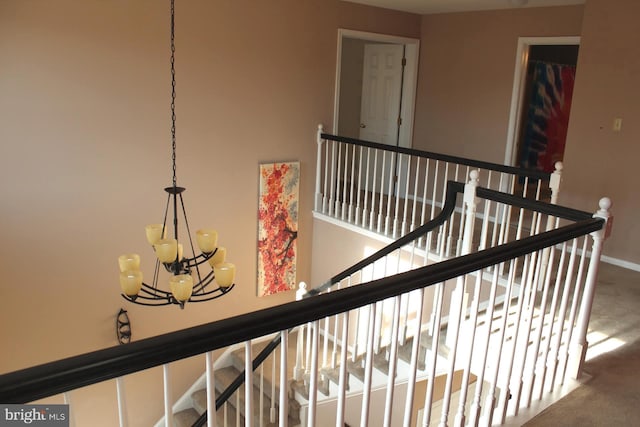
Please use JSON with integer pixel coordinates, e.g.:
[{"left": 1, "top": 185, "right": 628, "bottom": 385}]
[
  {"left": 320, "top": 365, "right": 351, "bottom": 390},
  {"left": 173, "top": 408, "right": 199, "bottom": 427}
]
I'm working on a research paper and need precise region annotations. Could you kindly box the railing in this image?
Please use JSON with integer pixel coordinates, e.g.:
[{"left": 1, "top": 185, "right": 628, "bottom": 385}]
[
  {"left": 0, "top": 175, "right": 611, "bottom": 427},
  {"left": 314, "top": 125, "right": 563, "bottom": 257}
]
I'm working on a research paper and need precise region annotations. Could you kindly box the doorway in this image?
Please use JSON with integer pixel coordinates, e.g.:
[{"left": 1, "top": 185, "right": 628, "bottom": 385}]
[
  {"left": 333, "top": 30, "right": 419, "bottom": 196},
  {"left": 504, "top": 37, "right": 581, "bottom": 171},
  {"left": 333, "top": 29, "right": 419, "bottom": 148}
]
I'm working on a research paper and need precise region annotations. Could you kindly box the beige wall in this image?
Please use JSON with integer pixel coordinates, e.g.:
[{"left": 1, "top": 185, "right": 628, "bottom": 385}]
[
  {"left": 413, "top": 6, "right": 584, "bottom": 163},
  {"left": 0, "top": 0, "right": 420, "bottom": 424},
  {"left": 561, "top": 0, "right": 640, "bottom": 264},
  {"left": 413, "top": 2, "right": 638, "bottom": 265}
]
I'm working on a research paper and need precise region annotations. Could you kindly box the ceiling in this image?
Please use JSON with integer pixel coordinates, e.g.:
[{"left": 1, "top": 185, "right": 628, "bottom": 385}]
[{"left": 343, "top": 0, "right": 585, "bottom": 15}]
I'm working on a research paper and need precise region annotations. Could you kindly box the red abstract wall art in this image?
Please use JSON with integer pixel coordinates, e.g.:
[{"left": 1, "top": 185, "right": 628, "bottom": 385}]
[{"left": 257, "top": 162, "right": 299, "bottom": 297}]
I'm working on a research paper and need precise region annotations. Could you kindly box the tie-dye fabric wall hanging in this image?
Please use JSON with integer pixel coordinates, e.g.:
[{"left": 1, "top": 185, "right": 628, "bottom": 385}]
[
  {"left": 257, "top": 162, "right": 299, "bottom": 297},
  {"left": 520, "top": 61, "right": 576, "bottom": 173}
]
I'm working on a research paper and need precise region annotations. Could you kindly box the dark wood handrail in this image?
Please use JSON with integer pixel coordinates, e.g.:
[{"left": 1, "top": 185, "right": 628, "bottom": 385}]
[{"left": 320, "top": 132, "right": 552, "bottom": 181}]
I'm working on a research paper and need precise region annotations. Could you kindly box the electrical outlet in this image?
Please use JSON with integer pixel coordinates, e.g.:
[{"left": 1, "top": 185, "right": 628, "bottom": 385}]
[{"left": 613, "top": 118, "right": 623, "bottom": 132}]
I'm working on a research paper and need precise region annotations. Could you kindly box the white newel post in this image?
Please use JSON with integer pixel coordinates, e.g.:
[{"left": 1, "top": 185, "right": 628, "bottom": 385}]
[
  {"left": 549, "top": 162, "right": 563, "bottom": 205},
  {"left": 568, "top": 197, "right": 612, "bottom": 379},
  {"left": 315, "top": 124, "right": 324, "bottom": 212},
  {"left": 446, "top": 170, "right": 478, "bottom": 347},
  {"left": 536, "top": 162, "right": 564, "bottom": 291}
]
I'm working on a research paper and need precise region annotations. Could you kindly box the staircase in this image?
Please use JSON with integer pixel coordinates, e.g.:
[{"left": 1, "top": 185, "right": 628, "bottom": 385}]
[
  {"left": 170, "top": 323, "right": 454, "bottom": 427},
  {"left": 173, "top": 335, "right": 301, "bottom": 427}
]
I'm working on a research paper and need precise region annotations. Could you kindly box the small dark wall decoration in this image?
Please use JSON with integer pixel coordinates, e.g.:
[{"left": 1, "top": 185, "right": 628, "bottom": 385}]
[{"left": 116, "top": 308, "right": 132, "bottom": 345}]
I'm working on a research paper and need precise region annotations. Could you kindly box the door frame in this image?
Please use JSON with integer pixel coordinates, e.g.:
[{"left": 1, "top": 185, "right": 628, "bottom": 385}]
[
  {"left": 503, "top": 36, "right": 581, "bottom": 166},
  {"left": 333, "top": 29, "right": 420, "bottom": 149}
]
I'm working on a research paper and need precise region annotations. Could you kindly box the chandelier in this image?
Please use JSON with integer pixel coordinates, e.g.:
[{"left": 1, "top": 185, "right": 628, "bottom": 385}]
[{"left": 117, "top": 0, "right": 235, "bottom": 309}]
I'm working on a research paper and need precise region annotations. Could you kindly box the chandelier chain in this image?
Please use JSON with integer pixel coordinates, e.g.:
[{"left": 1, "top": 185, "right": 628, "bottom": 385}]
[{"left": 170, "top": 0, "right": 177, "bottom": 188}]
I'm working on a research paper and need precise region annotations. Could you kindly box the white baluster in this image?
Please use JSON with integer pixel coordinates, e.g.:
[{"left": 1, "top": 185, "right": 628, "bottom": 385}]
[
  {"left": 236, "top": 393, "right": 240, "bottom": 426},
  {"left": 260, "top": 363, "right": 265, "bottom": 427},
  {"left": 205, "top": 352, "right": 217, "bottom": 427},
  {"left": 385, "top": 151, "right": 396, "bottom": 236},
  {"left": 422, "top": 282, "right": 445, "bottom": 427},
  {"left": 410, "top": 157, "right": 421, "bottom": 234},
  {"left": 383, "top": 296, "right": 401, "bottom": 427},
  {"left": 163, "top": 364, "right": 173, "bottom": 427},
  {"left": 468, "top": 267, "right": 500, "bottom": 427},
  {"left": 568, "top": 197, "right": 612, "bottom": 379},
  {"left": 548, "top": 238, "right": 579, "bottom": 391},
  {"left": 377, "top": 151, "right": 387, "bottom": 234},
  {"left": 307, "top": 320, "right": 320, "bottom": 427},
  {"left": 323, "top": 310, "right": 330, "bottom": 368},
  {"left": 348, "top": 144, "right": 357, "bottom": 222},
  {"left": 403, "top": 289, "right": 425, "bottom": 427},
  {"left": 341, "top": 142, "right": 348, "bottom": 220},
  {"left": 336, "top": 310, "right": 350, "bottom": 427},
  {"left": 454, "top": 265, "right": 485, "bottom": 427},
  {"left": 323, "top": 137, "right": 330, "bottom": 214},
  {"left": 559, "top": 237, "right": 589, "bottom": 385},
  {"left": 360, "top": 303, "right": 377, "bottom": 427},
  {"left": 336, "top": 142, "right": 343, "bottom": 218},
  {"left": 480, "top": 257, "right": 520, "bottom": 427},
  {"left": 329, "top": 140, "right": 337, "bottom": 217},
  {"left": 369, "top": 149, "right": 379, "bottom": 230},
  {"left": 523, "top": 236, "right": 557, "bottom": 410},
  {"left": 279, "top": 331, "right": 289, "bottom": 427},
  {"left": 537, "top": 241, "right": 568, "bottom": 399},
  {"left": 315, "top": 124, "right": 324, "bottom": 211},
  {"left": 245, "top": 341, "right": 253, "bottom": 427},
  {"left": 355, "top": 146, "right": 364, "bottom": 225},
  {"left": 506, "top": 251, "right": 543, "bottom": 420},
  {"left": 63, "top": 392, "right": 76, "bottom": 427},
  {"left": 363, "top": 147, "right": 372, "bottom": 227},
  {"left": 270, "top": 347, "right": 276, "bottom": 424},
  {"left": 294, "top": 282, "right": 307, "bottom": 381},
  {"left": 116, "top": 377, "right": 129, "bottom": 427}
]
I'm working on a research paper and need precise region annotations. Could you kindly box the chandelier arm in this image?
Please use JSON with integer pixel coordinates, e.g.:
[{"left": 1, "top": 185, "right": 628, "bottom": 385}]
[
  {"left": 140, "top": 282, "right": 173, "bottom": 297},
  {"left": 121, "top": 295, "right": 175, "bottom": 307},
  {"left": 178, "top": 192, "right": 203, "bottom": 283},
  {"left": 152, "top": 257, "right": 161, "bottom": 291},
  {"left": 191, "top": 271, "right": 216, "bottom": 294},
  {"left": 188, "top": 284, "right": 235, "bottom": 301},
  {"left": 181, "top": 250, "right": 215, "bottom": 269}
]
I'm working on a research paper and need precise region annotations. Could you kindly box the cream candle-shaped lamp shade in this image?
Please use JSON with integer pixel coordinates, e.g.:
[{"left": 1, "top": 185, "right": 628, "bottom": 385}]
[
  {"left": 207, "top": 247, "right": 226, "bottom": 268},
  {"left": 155, "top": 238, "right": 178, "bottom": 263},
  {"left": 196, "top": 229, "right": 218, "bottom": 253},
  {"left": 214, "top": 262, "right": 235, "bottom": 288},
  {"left": 170, "top": 274, "right": 194, "bottom": 302},
  {"left": 145, "top": 224, "right": 165, "bottom": 245},
  {"left": 120, "top": 270, "right": 143, "bottom": 296},
  {"left": 118, "top": 254, "right": 140, "bottom": 272},
  {"left": 177, "top": 243, "right": 184, "bottom": 261}
]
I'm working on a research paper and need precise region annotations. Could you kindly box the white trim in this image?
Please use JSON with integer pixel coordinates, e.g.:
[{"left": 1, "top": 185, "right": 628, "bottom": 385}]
[
  {"left": 333, "top": 29, "right": 420, "bottom": 148},
  {"left": 504, "top": 36, "right": 581, "bottom": 166},
  {"left": 600, "top": 255, "right": 640, "bottom": 272}
]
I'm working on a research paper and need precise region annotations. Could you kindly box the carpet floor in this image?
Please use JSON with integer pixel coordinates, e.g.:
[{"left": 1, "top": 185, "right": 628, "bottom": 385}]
[{"left": 523, "top": 262, "right": 640, "bottom": 426}]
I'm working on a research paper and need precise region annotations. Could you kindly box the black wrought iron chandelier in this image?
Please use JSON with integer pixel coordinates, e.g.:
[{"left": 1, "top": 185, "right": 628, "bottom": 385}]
[{"left": 118, "top": 0, "right": 235, "bottom": 309}]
